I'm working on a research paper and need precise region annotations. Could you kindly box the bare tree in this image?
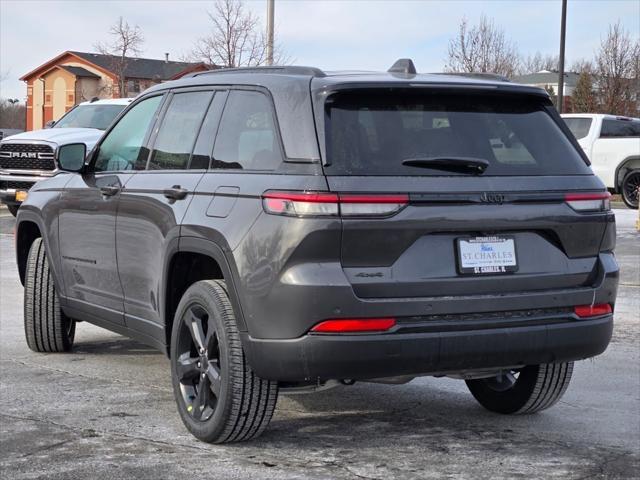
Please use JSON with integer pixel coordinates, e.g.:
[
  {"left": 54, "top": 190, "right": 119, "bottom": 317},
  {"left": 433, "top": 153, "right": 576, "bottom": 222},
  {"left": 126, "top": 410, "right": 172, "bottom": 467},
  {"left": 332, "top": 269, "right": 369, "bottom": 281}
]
[
  {"left": 519, "top": 52, "right": 559, "bottom": 74},
  {"left": 594, "top": 21, "right": 639, "bottom": 116},
  {"left": 95, "top": 17, "right": 144, "bottom": 97},
  {"left": 189, "top": 0, "right": 287, "bottom": 68},
  {"left": 0, "top": 99, "right": 26, "bottom": 129},
  {"left": 445, "top": 15, "right": 520, "bottom": 78}
]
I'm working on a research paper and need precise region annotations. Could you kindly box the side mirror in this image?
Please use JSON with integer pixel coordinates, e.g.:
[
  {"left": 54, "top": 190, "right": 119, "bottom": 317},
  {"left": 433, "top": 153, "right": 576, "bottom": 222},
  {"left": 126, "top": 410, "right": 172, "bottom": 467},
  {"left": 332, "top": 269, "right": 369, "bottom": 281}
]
[
  {"left": 44, "top": 120, "right": 56, "bottom": 129},
  {"left": 57, "top": 143, "right": 87, "bottom": 172}
]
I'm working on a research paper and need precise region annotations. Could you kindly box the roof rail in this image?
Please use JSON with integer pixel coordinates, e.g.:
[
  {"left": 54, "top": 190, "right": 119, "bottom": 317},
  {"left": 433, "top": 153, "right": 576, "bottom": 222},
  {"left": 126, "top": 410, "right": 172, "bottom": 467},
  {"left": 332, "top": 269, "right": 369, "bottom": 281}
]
[
  {"left": 186, "top": 65, "right": 326, "bottom": 79},
  {"left": 434, "top": 72, "right": 511, "bottom": 82}
]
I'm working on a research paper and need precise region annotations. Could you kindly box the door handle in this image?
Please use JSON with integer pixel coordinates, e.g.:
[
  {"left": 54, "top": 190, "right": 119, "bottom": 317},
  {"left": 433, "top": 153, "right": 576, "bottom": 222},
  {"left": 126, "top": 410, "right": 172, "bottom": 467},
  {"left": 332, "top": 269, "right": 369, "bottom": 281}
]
[
  {"left": 163, "top": 185, "right": 189, "bottom": 201},
  {"left": 100, "top": 185, "right": 120, "bottom": 197}
]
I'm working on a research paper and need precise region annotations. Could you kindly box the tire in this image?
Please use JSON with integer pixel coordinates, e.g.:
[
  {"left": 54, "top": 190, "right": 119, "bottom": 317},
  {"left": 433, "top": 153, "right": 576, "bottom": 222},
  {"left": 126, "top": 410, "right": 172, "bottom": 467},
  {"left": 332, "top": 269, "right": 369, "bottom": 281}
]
[
  {"left": 170, "top": 280, "right": 278, "bottom": 443},
  {"left": 24, "top": 237, "right": 76, "bottom": 352},
  {"left": 6, "top": 204, "right": 19, "bottom": 217},
  {"left": 621, "top": 169, "right": 640, "bottom": 209},
  {"left": 465, "top": 362, "right": 573, "bottom": 414}
]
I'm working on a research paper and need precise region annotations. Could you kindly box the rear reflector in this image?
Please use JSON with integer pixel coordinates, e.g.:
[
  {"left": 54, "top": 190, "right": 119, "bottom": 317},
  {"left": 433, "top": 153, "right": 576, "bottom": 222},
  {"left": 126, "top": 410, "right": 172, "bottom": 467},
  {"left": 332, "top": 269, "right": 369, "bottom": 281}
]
[
  {"left": 310, "top": 318, "right": 396, "bottom": 333},
  {"left": 262, "top": 191, "right": 408, "bottom": 218},
  {"left": 574, "top": 304, "right": 612, "bottom": 318},
  {"left": 565, "top": 192, "right": 611, "bottom": 212}
]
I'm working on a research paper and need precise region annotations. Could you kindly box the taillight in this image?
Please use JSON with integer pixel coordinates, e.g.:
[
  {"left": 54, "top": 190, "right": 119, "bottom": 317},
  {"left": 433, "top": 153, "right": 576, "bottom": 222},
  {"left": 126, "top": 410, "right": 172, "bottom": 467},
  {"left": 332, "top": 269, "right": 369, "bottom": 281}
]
[
  {"left": 565, "top": 192, "right": 611, "bottom": 212},
  {"left": 574, "top": 304, "right": 612, "bottom": 318},
  {"left": 310, "top": 317, "right": 396, "bottom": 333},
  {"left": 262, "top": 191, "right": 408, "bottom": 218},
  {"left": 262, "top": 192, "right": 339, "bottom": 217}
]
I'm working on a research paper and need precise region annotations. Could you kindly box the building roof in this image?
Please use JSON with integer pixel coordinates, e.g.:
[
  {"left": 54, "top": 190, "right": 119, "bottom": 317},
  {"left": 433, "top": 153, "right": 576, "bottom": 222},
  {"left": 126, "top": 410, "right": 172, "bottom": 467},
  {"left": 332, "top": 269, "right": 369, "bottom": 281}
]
[
  {"left": 58, "top": 65, "right": 101, "bottom": 78},
  {"left": 511, "top": 70, "right": 580, "bottom": 87},
  {"left": 69, "top": 51, "right": 203, "bottom": 80},
  {"left": 20, "top": 51, "right": 206, "bottom": 82}
]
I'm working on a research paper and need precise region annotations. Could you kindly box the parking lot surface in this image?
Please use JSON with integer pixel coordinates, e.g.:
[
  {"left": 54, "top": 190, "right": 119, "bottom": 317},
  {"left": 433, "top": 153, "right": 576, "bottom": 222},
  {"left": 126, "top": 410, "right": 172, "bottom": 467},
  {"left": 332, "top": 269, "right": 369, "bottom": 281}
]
[{"left": 1, "top": 208, "right": 638, "bottom": 479}]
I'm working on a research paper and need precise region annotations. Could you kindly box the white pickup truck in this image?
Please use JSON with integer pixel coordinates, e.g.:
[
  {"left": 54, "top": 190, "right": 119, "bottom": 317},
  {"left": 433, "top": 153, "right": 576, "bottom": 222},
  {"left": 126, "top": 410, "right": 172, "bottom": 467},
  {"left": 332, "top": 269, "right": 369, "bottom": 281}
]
[
  {"left": 562, "top": 114, "right": 640, "bottom": 208},
  {"left": 0, "top": 98, "right": 132, "bottom": 216}
]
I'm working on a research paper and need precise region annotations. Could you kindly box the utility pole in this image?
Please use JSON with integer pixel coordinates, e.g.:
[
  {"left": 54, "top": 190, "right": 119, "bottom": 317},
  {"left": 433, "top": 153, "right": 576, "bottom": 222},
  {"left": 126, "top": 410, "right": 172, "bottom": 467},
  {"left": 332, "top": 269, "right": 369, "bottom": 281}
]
[
  {"left": 266, "top": 0, "right": 275, "bottom": 66},
  {"left": 557, "top": 0, "right": 567, "bottom": 113}
]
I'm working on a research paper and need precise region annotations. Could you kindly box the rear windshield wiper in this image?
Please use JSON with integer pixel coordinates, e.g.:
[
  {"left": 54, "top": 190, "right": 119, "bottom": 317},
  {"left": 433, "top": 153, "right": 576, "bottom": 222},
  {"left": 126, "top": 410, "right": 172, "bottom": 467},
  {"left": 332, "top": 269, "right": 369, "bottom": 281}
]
[{"left": 401, "top": 156, "right": 490, "bottom": 174}]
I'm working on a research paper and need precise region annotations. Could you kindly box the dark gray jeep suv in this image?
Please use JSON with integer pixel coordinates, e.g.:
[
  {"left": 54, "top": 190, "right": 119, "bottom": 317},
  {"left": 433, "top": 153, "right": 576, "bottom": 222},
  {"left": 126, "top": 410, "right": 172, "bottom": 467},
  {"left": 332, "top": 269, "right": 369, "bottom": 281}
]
[{"left": 15, "top": 60, "right": 618, "bottom": 443}]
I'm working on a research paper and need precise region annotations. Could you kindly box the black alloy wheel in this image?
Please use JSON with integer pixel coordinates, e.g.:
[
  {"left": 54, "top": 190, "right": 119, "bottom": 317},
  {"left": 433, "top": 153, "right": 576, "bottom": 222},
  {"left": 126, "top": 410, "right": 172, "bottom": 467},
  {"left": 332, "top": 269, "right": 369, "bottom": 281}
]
[
  {"left": 170, "top": 280, "right": 278, "bottom": 443},
  {"left": 621, "top": 170, "right": 640, "bottom": 209}
]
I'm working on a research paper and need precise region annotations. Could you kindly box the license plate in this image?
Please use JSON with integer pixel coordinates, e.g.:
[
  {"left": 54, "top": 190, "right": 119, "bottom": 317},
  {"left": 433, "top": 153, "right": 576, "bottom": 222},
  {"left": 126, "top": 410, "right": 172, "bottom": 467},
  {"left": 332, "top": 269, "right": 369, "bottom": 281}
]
[{"left": 456, "top": 236, "right": 518, "bottom": 275}]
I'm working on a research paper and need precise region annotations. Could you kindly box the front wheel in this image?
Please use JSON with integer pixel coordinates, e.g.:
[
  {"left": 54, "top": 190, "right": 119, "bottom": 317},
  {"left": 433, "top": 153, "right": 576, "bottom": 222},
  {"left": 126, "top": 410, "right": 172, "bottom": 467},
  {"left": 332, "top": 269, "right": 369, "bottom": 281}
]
[
  {"left": 466, "top": 362, "right": 573, "bottom": 414},
  {"left": 621, "top": 169, "right": 640, "bottom": 209},
  {"left": 170, "top": 280, "right": 278, "bottom": 443},
  {"left": 24, "top": 238, "right": 76, "bottom": 352}
]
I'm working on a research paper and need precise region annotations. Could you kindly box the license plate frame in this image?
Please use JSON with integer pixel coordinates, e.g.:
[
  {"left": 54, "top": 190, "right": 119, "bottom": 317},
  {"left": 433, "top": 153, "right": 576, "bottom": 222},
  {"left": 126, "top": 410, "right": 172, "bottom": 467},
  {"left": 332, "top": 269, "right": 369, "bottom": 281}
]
[{"left": 456, "top": 235, "right": 518, "bottom": 275}]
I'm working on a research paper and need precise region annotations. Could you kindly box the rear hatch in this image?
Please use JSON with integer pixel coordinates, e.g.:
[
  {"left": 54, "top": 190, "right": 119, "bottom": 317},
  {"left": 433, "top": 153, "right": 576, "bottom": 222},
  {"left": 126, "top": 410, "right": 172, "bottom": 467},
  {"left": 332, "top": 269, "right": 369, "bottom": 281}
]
[{"left": 320, "top": 88, "right": 611, "bottom": 299}]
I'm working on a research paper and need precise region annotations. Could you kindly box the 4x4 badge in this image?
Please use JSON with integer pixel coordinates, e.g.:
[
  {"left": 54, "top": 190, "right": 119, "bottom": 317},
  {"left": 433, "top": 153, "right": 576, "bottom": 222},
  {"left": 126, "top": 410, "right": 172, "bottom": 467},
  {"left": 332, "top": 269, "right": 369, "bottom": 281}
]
[{"left": 480, "top": 192, "right": 505, "bottom": 204}]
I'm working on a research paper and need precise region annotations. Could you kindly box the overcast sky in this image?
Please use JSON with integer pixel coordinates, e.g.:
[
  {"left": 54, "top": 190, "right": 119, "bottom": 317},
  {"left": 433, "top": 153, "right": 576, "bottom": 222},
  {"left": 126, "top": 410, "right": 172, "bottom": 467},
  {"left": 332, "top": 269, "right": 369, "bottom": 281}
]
[{"left": 1, "top": 0, "right": 638, "bottom": 101}]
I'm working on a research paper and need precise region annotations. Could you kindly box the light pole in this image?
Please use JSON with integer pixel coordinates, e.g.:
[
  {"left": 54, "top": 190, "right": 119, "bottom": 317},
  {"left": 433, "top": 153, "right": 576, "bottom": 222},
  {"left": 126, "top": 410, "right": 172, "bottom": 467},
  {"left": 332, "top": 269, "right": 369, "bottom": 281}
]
[
  {"left": 266, "top": 0, "right": 275, "bottom": 66},
  {"left": 557, "top": 0, "right": 567, "bottom": 113}
]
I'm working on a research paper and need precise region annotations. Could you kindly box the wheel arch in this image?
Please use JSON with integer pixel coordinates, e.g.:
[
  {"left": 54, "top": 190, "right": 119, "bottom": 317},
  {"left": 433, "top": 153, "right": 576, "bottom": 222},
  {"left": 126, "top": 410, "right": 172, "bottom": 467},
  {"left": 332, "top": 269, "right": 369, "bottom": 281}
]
[
  {"left": 163, "top": 236, "right": 248, "bottom": 357},
  {"left": 16, "top": 216, "right": 44, "bottom": 286},
  {"left": 614, "top": 156, "right": 640, "bottom": 193}
]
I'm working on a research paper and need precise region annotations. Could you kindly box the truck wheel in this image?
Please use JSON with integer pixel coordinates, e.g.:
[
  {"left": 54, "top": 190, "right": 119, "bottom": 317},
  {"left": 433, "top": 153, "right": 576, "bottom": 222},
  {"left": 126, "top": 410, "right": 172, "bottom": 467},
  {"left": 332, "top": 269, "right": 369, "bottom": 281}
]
[
  {"left": 465, "top": 362, "right": 573, "bottom": 414},
  {"left": 170, "top": 280, "right": 278, "bottom": 443},
  {"left": 24, "top": 238, "right": 76, "bottom": 352},
  {"left": 7, "top": 204, "right": 19, "bottom": 217},
  {"left": 621, "top": 169, "right": 640, "bottom": 209}
]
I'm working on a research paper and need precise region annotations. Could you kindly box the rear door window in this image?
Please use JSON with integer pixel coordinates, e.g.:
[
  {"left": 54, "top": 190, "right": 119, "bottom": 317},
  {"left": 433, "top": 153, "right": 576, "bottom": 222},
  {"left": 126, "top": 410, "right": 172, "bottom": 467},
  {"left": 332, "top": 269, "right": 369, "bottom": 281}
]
[
  {"left": 600, "top": 119, "right": 640, "bottom": 138},
  {"left": 148, "top": 91, "right": 214, "bottom": 170},
  {"left": 325, "top": 91, "right": 591, "bottom": 176},
  {"left": 212, "top": 90, "right": 282, "bottom": 170}
]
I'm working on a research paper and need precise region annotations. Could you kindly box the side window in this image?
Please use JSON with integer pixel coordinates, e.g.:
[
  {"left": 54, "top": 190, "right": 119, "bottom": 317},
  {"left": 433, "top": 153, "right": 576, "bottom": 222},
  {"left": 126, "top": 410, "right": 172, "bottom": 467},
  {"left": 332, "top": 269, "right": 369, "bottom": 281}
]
[
  {"left": 148, "top": 91, "right": 213, "bottom": 170},
  {"left": 213, "top": 90, "right": 282, "bottom": 170},
  {"left": 190, "top": 92, "right": 227, "bottom": 170},
  {"left": 94, "top": 96, "right": 163, "bottom": 172},
  {"left": 601, "top": 119, "right": 640, "bottom": 138}
]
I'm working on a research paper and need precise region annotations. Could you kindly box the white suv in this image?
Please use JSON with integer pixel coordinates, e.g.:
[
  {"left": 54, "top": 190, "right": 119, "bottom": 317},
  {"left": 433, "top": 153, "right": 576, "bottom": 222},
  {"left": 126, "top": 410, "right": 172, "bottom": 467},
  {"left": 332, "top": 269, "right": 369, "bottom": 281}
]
[
  {"left": 0, "top": 98, "right": 133, "bottom": 216},
  {"left": 562, "top": 113, "right": 640, "bottom": 208}
]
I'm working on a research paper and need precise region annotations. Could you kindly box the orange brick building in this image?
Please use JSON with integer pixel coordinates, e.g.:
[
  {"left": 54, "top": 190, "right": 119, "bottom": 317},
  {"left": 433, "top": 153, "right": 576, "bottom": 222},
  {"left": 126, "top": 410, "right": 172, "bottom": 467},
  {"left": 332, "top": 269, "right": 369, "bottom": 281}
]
[{"left": 20, "top": 51, "right": 207, "bottom": 131}]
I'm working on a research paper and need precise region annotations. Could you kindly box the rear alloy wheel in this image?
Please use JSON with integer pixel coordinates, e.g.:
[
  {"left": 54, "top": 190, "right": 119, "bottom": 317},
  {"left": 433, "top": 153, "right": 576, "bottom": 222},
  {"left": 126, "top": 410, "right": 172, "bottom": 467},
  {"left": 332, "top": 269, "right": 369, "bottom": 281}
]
[
  {"left": 170, "top": 280, "right": 278, "bottom": 443},
  {"left": 24, "top": 238, "right": 76, "bottom": 352},
  {"left": 465, "top": 362, "right": 573, "bottom": 414},
  {"left": 621, "top": 169, "right": 640, "bottom": 209}
]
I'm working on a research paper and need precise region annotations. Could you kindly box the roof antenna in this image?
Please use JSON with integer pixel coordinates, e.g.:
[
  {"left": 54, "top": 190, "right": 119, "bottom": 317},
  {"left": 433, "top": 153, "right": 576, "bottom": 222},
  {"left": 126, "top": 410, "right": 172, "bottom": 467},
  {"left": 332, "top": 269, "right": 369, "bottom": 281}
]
[{"left": 388, "top": 58, "right": 417, "bottom": 75}]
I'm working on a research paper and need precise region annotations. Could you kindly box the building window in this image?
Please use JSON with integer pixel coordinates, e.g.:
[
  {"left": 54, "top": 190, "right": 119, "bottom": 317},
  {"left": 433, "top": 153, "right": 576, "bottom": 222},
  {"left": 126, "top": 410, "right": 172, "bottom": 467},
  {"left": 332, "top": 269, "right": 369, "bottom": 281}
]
[
  {"left": 68, "top": 94, "right": 74, "bottom": 102},
  {"left": 45, "top": 94, "right": 51, "bottom": 103},
  {"left": 127, "top": 79, "right": 141, "bottom": 94}
]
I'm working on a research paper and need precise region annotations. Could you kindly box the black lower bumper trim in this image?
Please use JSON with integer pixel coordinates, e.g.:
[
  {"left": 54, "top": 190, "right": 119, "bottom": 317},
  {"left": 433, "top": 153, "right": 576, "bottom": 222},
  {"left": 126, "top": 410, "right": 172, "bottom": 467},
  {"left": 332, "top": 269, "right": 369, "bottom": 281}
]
[{"left": 242, "top": 316, "right": 613, "bottom": 382}]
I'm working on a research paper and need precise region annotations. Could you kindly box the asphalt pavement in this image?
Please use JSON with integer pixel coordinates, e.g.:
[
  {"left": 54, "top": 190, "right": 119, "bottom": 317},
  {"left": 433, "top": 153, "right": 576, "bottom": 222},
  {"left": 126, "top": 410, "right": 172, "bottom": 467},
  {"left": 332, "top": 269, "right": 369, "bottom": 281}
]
[{"left": 0, "top": 207, "right": 638, "bottom": 479}]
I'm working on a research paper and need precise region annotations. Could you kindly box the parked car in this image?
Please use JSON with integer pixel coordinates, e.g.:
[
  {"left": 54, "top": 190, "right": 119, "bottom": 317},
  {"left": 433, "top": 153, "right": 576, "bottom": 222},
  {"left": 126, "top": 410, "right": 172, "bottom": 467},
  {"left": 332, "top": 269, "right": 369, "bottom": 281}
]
[
  {"left": 0, "top": 128, "right": 24, "bottom": 141},
  {"left": 562, "top": 113, "right": 640, "bottom": 208},
  {"left": 0, "top": 98, "right": 133, "bottom": 216},
  {"left": 15, "top": 61, "right": 618, "bottom": 443}
]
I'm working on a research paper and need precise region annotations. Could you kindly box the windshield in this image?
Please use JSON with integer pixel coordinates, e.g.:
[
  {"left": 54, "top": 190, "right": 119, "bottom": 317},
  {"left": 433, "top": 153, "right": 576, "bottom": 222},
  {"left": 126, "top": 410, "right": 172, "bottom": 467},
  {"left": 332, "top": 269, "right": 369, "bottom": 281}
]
[
  {"left": 54, "top": 104, "right": 126, "bottom": 130},
  {"left": 563, "top": 117, "right": 593, "bottom": 140},
  {"left": 325, "top": 91, "right": 591, "bottom": 176}
]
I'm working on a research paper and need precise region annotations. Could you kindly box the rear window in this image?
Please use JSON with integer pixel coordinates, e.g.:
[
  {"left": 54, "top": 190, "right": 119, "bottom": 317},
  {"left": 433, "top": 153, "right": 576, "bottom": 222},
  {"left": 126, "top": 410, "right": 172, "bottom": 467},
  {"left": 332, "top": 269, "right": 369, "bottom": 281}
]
[
  {"left": 563, "top": 117, "right": 592, "bottom": 140},
  {"left": 325, "top": 91, "right": 591, "bottom": 176},
  {"left": 600, "top": 119, "right": 640, "bottom": 138}
]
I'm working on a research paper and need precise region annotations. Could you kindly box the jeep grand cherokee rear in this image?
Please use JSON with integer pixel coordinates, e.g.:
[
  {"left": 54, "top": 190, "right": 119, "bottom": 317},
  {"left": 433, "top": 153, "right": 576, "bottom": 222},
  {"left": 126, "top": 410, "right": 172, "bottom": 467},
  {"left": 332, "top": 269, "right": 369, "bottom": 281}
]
[{"left": 16, "top": 63, "right": 617, "bottom": 444}]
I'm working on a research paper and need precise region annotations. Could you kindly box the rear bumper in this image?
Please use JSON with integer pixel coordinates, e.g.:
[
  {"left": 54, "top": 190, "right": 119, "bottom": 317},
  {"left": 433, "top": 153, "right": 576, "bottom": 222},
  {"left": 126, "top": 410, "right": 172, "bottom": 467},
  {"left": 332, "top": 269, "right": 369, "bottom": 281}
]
[{"left": 243, "top": 315, "right": 613, "bottom": 381}]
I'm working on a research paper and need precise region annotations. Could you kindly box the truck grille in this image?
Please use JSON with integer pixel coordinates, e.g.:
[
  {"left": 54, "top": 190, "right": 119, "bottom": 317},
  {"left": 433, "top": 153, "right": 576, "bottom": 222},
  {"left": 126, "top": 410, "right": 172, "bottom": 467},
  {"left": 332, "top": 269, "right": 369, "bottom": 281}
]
[
  {"left": 0, "top": 144, "right": 55, "bottom": 171},
  {"left": 0, "top": 180, "right": 34, "bottom": 191}
]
